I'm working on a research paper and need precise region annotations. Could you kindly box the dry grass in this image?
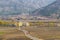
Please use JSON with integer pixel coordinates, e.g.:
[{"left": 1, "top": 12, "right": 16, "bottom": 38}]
[
  {"left": 24, "top": 26, "right": 60, "bottom": 40},
  {"left": 0, "top": 27, "right": 32, "bottom": 40}
]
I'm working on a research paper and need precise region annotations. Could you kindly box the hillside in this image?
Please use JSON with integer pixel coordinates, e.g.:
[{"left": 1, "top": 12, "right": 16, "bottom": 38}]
[
  {"left": 32, "top": 0, "right": 60, "bottom": 19},
  {"left": 0, "top": 0, "right": 56, "bottom": 15}
]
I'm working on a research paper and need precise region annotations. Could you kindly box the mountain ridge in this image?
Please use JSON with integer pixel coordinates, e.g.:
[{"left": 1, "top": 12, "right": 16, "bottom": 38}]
[
  {"left": 0, "top": 0, "right": 56, "bottom": 15},
  {"left": 32, "top": 0, "right": 60, "bottom": 19}
]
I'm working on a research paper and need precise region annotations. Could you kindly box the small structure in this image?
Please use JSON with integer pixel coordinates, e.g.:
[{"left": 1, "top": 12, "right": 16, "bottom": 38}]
[
  {"left": 18, "top": 22, "right": 23, "bottom": 27},
  {"left": 18, "top": 22, "right": 23, "bottom": 30},
  {"left": 26, "top": 22, "right": 30, "bottom": 26}
]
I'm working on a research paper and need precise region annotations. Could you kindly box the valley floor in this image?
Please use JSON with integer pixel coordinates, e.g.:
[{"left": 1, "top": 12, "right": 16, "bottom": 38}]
[
  {"left": 0, "top": 27, "right": 32, "bottom": 40},
  {"left": 23, "top": 26, "right": 60, "bottom": 40}
]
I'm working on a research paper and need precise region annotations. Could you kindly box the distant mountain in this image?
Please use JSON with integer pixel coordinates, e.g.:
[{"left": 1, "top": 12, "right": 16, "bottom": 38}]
[
  {"left": 32, "top": 0, "right": 60, "bottom": 19},
  {"left": 0, "top": 0, "right": 56, "bottom": 15}
]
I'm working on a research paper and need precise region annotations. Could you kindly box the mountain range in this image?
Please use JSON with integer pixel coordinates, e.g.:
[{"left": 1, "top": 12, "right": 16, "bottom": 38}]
[
  {"left": 32, "top": 0, "right": 60, "bottom": 19},
  {"left": 0, "top": 0, "right": 56, "bottom": 15}
]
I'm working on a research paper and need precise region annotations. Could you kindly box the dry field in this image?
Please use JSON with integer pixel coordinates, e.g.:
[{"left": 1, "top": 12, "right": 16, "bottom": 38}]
[
  {"left": 0, "top": 27, "right": 32, "bottom": 40},
  {"left": 24, "top": 26, "right": 60, "bottom": 40}
]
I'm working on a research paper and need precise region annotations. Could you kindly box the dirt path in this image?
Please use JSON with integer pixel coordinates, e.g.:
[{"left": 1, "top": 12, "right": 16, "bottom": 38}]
[{"left": 18, "top": 27, "right": 44, "bottom": 40}]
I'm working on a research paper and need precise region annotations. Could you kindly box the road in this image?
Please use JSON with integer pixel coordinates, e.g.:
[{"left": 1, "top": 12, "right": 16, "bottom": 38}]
[{"left": 18, "top": 27, "right": 44, "bottom": 40}]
